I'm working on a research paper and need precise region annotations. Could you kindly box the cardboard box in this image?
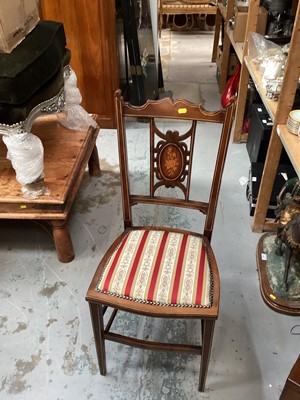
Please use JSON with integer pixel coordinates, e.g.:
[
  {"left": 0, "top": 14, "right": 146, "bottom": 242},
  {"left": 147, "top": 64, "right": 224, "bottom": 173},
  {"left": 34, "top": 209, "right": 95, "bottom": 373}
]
[
  {"left": 233, "top": 6, "right": 268, "bottom": 42},
  {"left": 0, "top": 0, "right": 40, "bottom": 53},
  {"left": 216, "top": 45, "right": 239, "bottom": 76}
]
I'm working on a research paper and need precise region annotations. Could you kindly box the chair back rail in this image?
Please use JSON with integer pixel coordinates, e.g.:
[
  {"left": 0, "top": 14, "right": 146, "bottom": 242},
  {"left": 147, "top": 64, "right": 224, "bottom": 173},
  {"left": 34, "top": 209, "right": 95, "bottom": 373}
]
[{"left": 115, "top": 90, "right": 235, "bottom": 241}]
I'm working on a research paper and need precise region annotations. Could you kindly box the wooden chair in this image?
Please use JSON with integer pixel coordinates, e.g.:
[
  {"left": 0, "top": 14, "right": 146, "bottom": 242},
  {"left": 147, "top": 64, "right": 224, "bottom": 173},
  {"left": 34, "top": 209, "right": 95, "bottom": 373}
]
[{"left": 86, "top": 90, "right": 235, "bottom": 391}]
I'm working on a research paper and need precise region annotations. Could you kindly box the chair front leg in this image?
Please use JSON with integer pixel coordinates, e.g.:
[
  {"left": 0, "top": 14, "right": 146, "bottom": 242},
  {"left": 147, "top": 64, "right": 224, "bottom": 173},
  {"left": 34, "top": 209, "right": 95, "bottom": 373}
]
[
  {"left": 199, "top": 319, "right": 215, "bottom": 392},
  {"left": 89, "top": 302, "right": 107, "bottom": 376}
]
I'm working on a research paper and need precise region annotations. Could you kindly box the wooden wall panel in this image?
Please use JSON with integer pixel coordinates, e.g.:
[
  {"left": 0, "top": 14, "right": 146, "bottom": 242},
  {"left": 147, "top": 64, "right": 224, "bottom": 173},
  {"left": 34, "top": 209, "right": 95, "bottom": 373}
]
[{"left": 39, "top": 0, "right": 119, "bottom": 128}]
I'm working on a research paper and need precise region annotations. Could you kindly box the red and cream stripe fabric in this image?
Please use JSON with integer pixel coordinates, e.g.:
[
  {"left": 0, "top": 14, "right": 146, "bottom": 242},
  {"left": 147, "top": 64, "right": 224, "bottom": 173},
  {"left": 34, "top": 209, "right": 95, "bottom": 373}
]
[{"left": 97, "top": 229, "right": 212, "bottom": 307}]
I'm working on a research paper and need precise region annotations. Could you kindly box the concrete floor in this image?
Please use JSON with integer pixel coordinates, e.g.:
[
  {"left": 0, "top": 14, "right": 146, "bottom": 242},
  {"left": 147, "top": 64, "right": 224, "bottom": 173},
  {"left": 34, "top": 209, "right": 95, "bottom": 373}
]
[{"left": 0, "top": 30, "right": 299, "bottom": 400}]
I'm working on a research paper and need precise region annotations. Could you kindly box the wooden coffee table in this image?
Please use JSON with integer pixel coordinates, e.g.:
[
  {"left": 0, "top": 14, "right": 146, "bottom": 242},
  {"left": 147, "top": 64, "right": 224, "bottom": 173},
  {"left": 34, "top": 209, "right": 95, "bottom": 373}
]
[{"left": 0, "top": 115, "right": 100, "bottom": 262}]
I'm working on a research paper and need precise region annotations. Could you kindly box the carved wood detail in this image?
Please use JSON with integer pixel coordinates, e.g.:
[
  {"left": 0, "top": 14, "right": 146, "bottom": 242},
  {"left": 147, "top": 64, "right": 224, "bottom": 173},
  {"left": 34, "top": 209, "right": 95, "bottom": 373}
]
[{"left": 151, "top": 120, "right": 196, "bottom": 199}]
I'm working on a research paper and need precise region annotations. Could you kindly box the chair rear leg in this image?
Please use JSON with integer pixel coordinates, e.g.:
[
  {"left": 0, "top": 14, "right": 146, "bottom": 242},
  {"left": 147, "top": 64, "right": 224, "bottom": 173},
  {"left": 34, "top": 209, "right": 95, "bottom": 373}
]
[
  {"left": 89, "top": 302, "right": 107, "bottom": 375},
  {"left": 199, "top": 319, "right": 215, "bottom": 392}
]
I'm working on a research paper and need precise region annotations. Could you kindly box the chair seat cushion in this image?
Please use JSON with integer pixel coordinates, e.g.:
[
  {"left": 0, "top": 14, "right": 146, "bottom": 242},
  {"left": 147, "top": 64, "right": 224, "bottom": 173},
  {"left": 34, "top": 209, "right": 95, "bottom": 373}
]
[{"left": 97, "top": 229, "right": 213, "bottom": 308}]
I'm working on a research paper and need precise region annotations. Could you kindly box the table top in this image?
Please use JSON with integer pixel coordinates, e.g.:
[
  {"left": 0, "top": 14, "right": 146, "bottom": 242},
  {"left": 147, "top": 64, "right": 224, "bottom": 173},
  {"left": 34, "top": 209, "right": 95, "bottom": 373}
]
[{"left": 0, "top": 115, "right": 98, "bottom": 219}]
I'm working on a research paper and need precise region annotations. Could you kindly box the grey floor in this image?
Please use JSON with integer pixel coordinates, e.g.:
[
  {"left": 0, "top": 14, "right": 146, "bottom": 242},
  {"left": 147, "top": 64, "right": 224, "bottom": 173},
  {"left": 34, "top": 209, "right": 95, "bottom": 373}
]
[{"left": 1, "top": 30, "right": 299, "bottom": 400}]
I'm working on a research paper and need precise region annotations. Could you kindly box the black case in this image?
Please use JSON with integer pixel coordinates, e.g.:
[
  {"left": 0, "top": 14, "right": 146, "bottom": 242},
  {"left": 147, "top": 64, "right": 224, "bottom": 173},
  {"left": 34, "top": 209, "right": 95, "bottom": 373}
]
[
  {"left": 246, "top": 162, "right": 297, "bottom": 219},
  {"left": 246, "top": 103, "right": 289, "bottom": 164}
]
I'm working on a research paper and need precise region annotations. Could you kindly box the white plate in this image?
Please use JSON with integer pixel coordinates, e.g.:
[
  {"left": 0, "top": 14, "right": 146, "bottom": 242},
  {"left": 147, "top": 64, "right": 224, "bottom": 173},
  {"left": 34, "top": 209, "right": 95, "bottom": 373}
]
[{"left": 289, "top": 109, "right": 300, "bottom": 122}]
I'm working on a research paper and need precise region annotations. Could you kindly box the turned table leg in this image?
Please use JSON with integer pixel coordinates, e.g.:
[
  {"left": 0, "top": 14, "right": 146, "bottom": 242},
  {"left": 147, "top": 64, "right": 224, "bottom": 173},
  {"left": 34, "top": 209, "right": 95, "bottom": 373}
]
[{"left": 51, "top": 220, "right": 75, "bottom": 263}]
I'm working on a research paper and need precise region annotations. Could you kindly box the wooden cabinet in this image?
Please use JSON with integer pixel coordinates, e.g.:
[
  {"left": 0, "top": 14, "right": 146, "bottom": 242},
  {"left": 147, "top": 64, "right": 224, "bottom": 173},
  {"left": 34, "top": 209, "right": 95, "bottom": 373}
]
[{"left": 39, "top": 0, "right": 119, "bottom": 128}]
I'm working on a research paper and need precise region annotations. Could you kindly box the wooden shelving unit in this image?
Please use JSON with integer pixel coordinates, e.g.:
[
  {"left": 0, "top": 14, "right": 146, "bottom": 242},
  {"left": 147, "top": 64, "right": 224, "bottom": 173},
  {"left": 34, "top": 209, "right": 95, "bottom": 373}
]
[
  {"left": 250, "top": 1, "right": 300, "bottom": 232},
  {"left": 213, "top": 0, "right": 275, "bottom": 143},
  {"left": 211, "top": 0, "right": 235, "bottom": 93},
  {"left": 226, "top": 28, "right": 243, "bottom": 62},
  {"left": 244, "top": 57, "right": 278, "bottom": 120},
  {"left": 277, "top": 125, "right": 300, "bottom": 177},
  {"left": 218, "top": 2, "right": 227, "bottom": 19},
  {"left": 213, "top": 0, "right": 300, "bottom": 232},
  {"left": 231, "top": 0, "right": 265, "bottom": 144}
]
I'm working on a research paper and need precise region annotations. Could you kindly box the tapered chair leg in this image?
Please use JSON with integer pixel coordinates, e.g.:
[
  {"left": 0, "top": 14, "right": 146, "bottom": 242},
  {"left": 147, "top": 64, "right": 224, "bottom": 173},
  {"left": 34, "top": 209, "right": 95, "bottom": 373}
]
[
  {"left": 199, "top": 319, "right": 215, "bottom": 392},
  {"left": 89, "top": 302, "right": 107, "bottom": 375}
]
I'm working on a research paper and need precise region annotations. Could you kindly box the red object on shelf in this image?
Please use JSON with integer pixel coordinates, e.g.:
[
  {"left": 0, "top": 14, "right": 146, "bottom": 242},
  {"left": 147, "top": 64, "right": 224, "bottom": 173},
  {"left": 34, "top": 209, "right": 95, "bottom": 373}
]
[{"left": 221, "top": 64, "right": 241, "bottom": 108}]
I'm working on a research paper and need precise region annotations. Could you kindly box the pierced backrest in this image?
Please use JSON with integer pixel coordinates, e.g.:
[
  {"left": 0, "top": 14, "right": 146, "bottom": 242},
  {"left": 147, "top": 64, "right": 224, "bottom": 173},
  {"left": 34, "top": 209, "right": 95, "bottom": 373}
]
[{"left": 115, "top": 90, "right": 235, "bottom": 241}]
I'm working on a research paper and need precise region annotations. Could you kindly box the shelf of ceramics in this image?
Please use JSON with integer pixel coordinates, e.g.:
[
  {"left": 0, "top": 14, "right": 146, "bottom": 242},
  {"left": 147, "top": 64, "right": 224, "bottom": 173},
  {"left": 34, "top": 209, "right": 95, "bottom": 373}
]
[
  {"left": 277, "top": 124, "right": 300, "bottom": 177},
  {"left": 244, "top": 56, "right": 278, "bottom": 120}
]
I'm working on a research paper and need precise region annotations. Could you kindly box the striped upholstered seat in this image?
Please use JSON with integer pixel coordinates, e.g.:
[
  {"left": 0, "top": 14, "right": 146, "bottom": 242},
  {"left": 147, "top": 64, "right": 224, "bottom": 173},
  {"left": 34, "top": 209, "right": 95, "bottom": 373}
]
[{"left": 97, "top": 229, "right": 212, "bottom": 308}]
